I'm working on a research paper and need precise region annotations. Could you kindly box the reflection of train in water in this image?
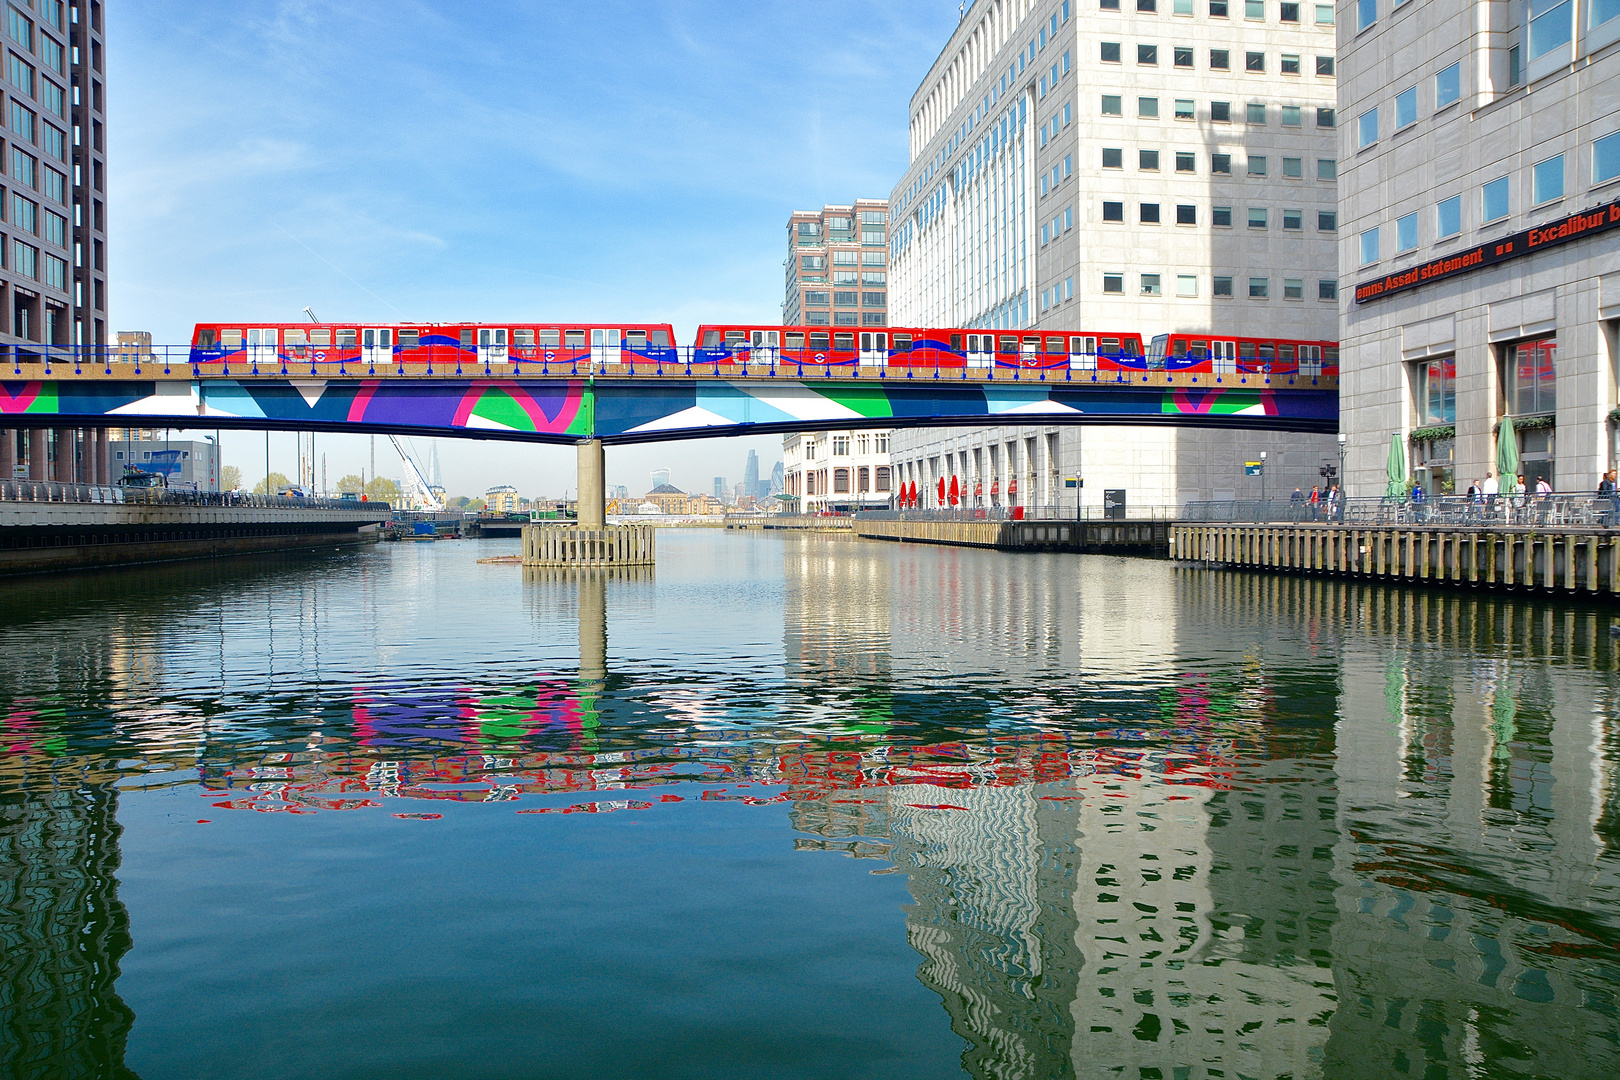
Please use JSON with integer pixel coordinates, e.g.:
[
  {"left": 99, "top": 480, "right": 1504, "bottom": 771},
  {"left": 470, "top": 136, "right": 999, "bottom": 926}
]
[{"left": 189, "top": 322, "right": 1337, "bottom": 378}]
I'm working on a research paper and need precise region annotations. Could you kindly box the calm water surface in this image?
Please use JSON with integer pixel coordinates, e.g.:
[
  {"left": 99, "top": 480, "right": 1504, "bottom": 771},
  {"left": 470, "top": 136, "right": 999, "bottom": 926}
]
[{"left": 1, "top": 531, "right": 1618, "bottom": 1079}]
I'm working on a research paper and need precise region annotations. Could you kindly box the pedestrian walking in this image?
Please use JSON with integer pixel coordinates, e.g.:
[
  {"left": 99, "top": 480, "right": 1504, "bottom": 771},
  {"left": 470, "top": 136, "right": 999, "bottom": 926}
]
[
  {"left": 1309, "top": 485, "right": 1321, "bottom": 521},
  {"left": 1600, "top": 470, "right": 1617, "bottom": 527}
]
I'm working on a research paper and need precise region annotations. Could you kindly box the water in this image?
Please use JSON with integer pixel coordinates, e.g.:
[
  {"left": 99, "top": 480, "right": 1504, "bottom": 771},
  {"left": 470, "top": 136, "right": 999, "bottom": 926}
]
[{"left": 1, "top": 531, "right": 1617, "bottom": 1080}]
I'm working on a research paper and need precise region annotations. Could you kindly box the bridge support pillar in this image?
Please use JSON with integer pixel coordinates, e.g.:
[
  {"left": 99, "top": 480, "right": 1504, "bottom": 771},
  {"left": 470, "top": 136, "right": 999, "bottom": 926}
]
[
  {"left": 53, "top": 428, "right": 72, "bottom": 483},
  {"left": 94, "top": 428, "right": 109, "bottom": 485},
  {"left": 577, "top": 438, "right": 605, "bottom": 529},
  {"left": 0, "top": 429, "right": 13, "bottom": 482},
  {"left": 27, "top": 430, "right": 45, "bottom": 480}
]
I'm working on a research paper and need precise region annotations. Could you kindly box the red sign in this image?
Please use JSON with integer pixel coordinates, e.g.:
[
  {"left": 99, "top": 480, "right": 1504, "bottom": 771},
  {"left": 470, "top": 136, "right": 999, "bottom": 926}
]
[{"left": 1355, "top": 196, "right": 1620, "bottom": 304}]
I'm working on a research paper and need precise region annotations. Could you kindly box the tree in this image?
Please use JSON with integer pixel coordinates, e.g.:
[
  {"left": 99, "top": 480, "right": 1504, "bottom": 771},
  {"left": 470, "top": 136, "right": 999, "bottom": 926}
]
[
  {"left": 365, "top": 477, "right": 401, "bottom": 501},
  {"left": 253, "top": 471, "right": 292, "bottom": 495},
  {"left": 221, "top": 465, "right": 242, "bottom": 491},
  {"left": 465, "top": 497, "right": 486, "bottom": 512},
  {"left": 336, "top": 473, "right": 365, "bottom": 493},
  {"left": 451, "top": 495, "right": 472, "bottom": 509}
]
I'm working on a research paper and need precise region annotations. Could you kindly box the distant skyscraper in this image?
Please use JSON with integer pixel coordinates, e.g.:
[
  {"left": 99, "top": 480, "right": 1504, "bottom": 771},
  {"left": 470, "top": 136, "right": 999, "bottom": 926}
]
[
  {"left": 713, "top": 476, "right": 726, "bottom": 498},
  {"left": 784, "top": 199, "right": 889, "bottom": 327},
  {"left": 744, "top": 449, "right": 761, "bottom": 498},
  {"left": 770, "top": 460, "right": 784, "bottom": 495},
  {"left": 650, "top": 468, "right": 671, "bottom": 490}
]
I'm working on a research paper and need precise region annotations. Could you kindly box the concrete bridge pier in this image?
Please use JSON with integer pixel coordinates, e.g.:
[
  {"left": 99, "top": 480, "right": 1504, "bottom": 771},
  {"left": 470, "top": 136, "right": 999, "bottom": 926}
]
[
  {"left": 0, "top": 429, "right": 14, "bottom": 481},
  {"left": 28, "top": 430, "right": 45, "bottom": 480},
  {"left": 577, "top": 438, "right": 605, "bottom": 529}
]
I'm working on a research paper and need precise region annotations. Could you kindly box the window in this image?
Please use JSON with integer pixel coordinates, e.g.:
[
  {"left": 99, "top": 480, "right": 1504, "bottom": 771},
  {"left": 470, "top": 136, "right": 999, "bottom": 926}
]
[
  {"left": 1246, "top": 0, "right": 1264, "bottom": 16},
  {"left": 1282, "top": 105, "right": 1301, "bottom": 126},
  {"left": 1417, "top": 357, "right": 1457, "bottom": 424},
  {"left": 1317, "top": 56, "right": 1335, "bottom": 77},
  {"left": 1248, "top": 155, "right": 1267, "bottom": 176},
  {"left": 1174, "top": 46, "right": 1193, "bottom": 67},
  {"left": 1177, "top": 274, "right": 1198, "bottom": 297},
  {"left": 1360, "top": 226, "right": 1380, "bottom": 265},
  {"left": 1102, "top": 95, "right": 1123, "bottom": 115},
  {"left": 1483, "top": 175, "right": 1510, "bottom": 222},
  {"left": 43, "top": 253, "right": 64, "bottom": 290},
  {"left": 1141, "top": 202, "right": 1161, "bottom": 223},
  {"left": 1213, "top": 205, "right": 1233, "bottom": 226},
  {"left": 1139, "top": 97, "right": 1159, "bottom": 118},
  {"left": 1281, "top": 53, "right": 1300, "bottom": 74},
  {"left": 38, "top": 33, "right": 62, "bottom": 76},
  {"left": 1102, "top": 41, "right": 1121, "bottom": 62},
  {"left": 1283, "top": 208, "right": 1302, "bottom": 229},
  {"left": 1212, "top": 153, "right": 1232, "bottom": 173},
  {"left": 1317, "top": 109, "right": 1336, "bottom": 130},
  {"left": 1214, "top": 276, "right": 1234, "bottom": 296},
  {"left": 1176, "top": 151, "right": 1196, "bottom": 171},
  {"left": 1596, "top": 131, "right": 1620, "bottom": 184},
  {"left": 42, "top": 209, "right": 64, "bottom": 246},
  {"left": 1397, "top": 212, "right": 1419, "bottom": 251},
  {"left": 1357, "top": 0, "right": 1376, "bottom": 31},
  {"left": 39, "top": 79, "right": 63, "bottom": 119},
  {"left": 1103, "top": 201, "right": 1124, "bottom": 221},
  {"left": 1211, "top": 0, "right": 1229, "bottom": 14},
  {"left": 1103, "top": 147, "right": 1123, "bottom": 168},
  {"left": 833, "top": 291, "right": 858, "bottom": 306},
  {"left": 1283, "top": 156, "right": 1303, "bottom": 177},
  {"left": 1509, "top": 44, "right": 1522, "bottom": 86},
  {"left": 6, "top": 51, "right": 32, "bottom": 96},
  {"left": 1282, "top": 1, "right": 1299, "bottom": 18},
  {"left": 1175, "top": 0, "right": 1194, "bottom": 11},
  {"left": 1436, "top": 62, "right": 1461, "bottom": 108},
  {"left": 1246, "top": 51, "right": 1264, "bottom": 72},
  {"left": 1041, "top": 224, "right": 1050, "bottom": 245},
  {"left": 1437, "top": 194, "right": 1462, "bottom": 238},
  {"left": 1210, "top": 48, "right": 1230, "bottom": 69},
  {"left": 1102, "top": 0, "right": 1120, "bottom": 7},
  {"left": 9, "top": 147, "right": 34, "bottom": 189},
  {"left": 1533, "top": 154, "right": 1564, "bottom": 203},
  {"left": 12, "top": 240, "right": 35, "bottom": 279},
  {"left": 1064, "top": 154, "right": 1073, "bottom": 177},
  {"left": 1247, "top": 102, "right": 1267, "bottom": 124},
  {"left": 833, "top": 271, "right": 858, "bottom": 285},
  {"left": 7, "top": 7, "right": 30, "bottom": 49},
  {"left": 8, "top": 101, "right": 32, "bottom": 142},
  {"left": 1141, "top": 273, "right": 1162, "bottom": 295},
  {"left": 1358, "top": 108, "right": 1378, "bottom": 148},
  {"left": 861, "top": 271, "right": 885, "bottom": 285},
  {"left": 1318, "top": 210, "right": 1337, "bottom": 230},
  {"left": 1103, "top": 272, "right": 1124, "bottom": 293},
  {"left": 1248, "top": 207, "right": 1268, "bottom": 227},
  {"left": 1249, "top": 277, "right": 1269, "bottom": 298},
  {"left": 1139, "top": 44, "right": 1157, "bottom": 64},
  {"left": 1395, "top": 86, "right": 1418, "bottom": 129},
  {"left": 1284, "top": 278, "right": 1304, "bottom": 299},
  {"left": 41, "top": 167, "right": 62, "bottom": 203},
  {"left": 1176, "top": 203, "right": 1197, "bottom": 224},
  {"left": 1318, "top": 158, "right": 1338, "bottom": 180},
  {"left": 12, "top": 194, "right": 34, "bottom": 233},
  {"left": 1529, "top": 0, "right": 1574, "bottom": 62},
  {"left": 1064, "top": 102, "right": 1072, "bottom": 126},
  {"left": 1140, "top": 149, "right": 1160, "bottom": 170},
  {"left": 1319, "top": 279, "right": 1338, "bottom": 300},
  {"left": 1175, "top": 98, "right": 1195, "bottom": 120},
  {"left": 43, "top": 1, "right": 63, "bottom": 32},
  {"left": 1316, "top": 3, "right": 1334, "bottom": 23},
  {"left": 1139, "top": 0, "right": 1157, "bottom": 9},
  {"left": 41, "top": 125, "right": 63, "bottom": 162},
  {"left": 1211, "top": 101, "right": 1231, "bottom": 122},
  {"left": 833, "top": 250, "right": 858, "bottom": 265}
]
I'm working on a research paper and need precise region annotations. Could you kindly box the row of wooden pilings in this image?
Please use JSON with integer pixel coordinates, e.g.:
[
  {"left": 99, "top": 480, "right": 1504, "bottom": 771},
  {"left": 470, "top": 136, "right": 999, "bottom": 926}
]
[
  {"left": 1171, "top": 524, "right": 1620, "bottom": 594},
  {"left": 521, "top": 523, "right": 656, "bottom": 566}
]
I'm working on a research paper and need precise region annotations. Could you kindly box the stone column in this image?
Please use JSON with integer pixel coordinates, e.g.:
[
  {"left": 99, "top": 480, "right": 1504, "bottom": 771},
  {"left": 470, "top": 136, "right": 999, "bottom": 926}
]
[
  {"left": 27, "top": 429, "right": 46, "bottom": 480},
  {"left": 97, "top": 429, "right": 111, "bottom": 485},
  {"left": 53, "top": 428, "right": 73, "bottom": 483},
  {"left": 0, "top": 428, "right": 14, "bottom": 483},
  {"left": 577, "top": 438, "right": 605, "bottom": 529}
]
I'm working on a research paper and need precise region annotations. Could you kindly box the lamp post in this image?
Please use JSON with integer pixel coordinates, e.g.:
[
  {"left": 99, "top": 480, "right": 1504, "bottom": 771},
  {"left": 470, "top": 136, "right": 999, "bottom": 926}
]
[
  {"left": 1337, "top": 433, "right": 1347, "bottom": 521},
  {"left": 1259, "top": 450, "right": 1267, "bottom": 504}
]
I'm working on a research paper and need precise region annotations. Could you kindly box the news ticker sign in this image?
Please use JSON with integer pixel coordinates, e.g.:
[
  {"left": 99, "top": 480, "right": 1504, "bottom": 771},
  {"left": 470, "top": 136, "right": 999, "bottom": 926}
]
[{"left": 1353, "top": 195, "right": 1620, "bottom": 304}]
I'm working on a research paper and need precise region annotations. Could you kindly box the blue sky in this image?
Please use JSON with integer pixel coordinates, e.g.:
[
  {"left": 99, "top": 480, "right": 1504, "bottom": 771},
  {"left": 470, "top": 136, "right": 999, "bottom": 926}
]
[{"left": 112, "top": 1, "right": 960, "bottom": 496}]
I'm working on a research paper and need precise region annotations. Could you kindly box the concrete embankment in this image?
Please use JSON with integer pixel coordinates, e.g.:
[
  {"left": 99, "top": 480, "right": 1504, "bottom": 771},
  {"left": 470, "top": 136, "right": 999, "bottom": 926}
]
[{"left": 856, "top": 517, "right": 1168, "bottom": 554}]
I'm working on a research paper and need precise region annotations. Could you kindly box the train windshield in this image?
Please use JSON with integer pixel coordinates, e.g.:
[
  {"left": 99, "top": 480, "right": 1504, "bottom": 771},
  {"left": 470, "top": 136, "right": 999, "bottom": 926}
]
[{"left": 1148, "top": 335, "right": 1168, "bottom": 366}]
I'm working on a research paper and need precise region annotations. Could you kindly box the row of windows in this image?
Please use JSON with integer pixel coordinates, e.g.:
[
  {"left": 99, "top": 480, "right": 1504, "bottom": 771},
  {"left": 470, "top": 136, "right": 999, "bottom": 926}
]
[
  {"left": 1103, "top": 147, "right": 1337, "bottom": 179},
  {"left": 4, "top": 142, "right": 65, "bottom": 204},
  {"left": 1100, "top": 42, "right": 1334, "bottom": 77},
  {"left": 0, "top": 232, "right": 67, "bottom": 288},
  {"left": 800, "top": 251, "right": 886, "bottom": 269},
  {"left": 1356, "top": 62, "right": 1465, "bottom": 150},
  {"left": 1101, "top": 95, "right": 1335, "bottom": 127},
  {"left": 1038, "top": 153, "right": 1073, "bottom": 197},
  {"left": 1099, "top": 0, "right": 1336, "bottom": 23},
  {"left": 801, "top": 311, "right": 888, "bottom": 327},
  {"left": 1101, "top": 201, "right": 1337, "bottom": 230},
  {"left": 1359, "top": 133, "right": 1620, "bottom": 266},
  {"left": 1100, "top": 272, "right": 1338, "bottom": 300},
  {"left": 7, "top": 100, "right": 64, "bottom": 160},
  {"left": 1040, "top": 277, "right": 1077, "bottom": 313},
  {"left": 1040, "top": 209, "right": 1075, "bottom": 245},
  {"left": 7, "top": 3, "right": 66, "bottom": 74},
  {"left": 2, "top": 186, "right": 66, "bottom": 246},
  {"left": 801, "top": 290, "right": 888, "bottom": 308}
]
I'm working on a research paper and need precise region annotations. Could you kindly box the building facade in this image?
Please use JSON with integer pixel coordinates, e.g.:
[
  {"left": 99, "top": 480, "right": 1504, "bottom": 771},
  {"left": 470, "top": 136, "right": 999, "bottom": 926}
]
[
  {"left": 782, "top": 430, "right": 895, "bottom": 512},
  {"left": 485, "top": 485, "right": 520, "bottom": 514},
  {"left": 1338, "top": 0, "right": 1620, "bottom": 495},
  {"left": 783, "top": 200, "right": 890, "bottom": 327},
  {"left": 110, "top": 438, "right": 220, "bottom": 490}
]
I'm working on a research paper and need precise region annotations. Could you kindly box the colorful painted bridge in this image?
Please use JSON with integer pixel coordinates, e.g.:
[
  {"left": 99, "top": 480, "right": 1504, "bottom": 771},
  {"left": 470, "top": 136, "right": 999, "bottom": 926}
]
[{"left": 0, "top": 375, "right": 1337, "bottom": 443}]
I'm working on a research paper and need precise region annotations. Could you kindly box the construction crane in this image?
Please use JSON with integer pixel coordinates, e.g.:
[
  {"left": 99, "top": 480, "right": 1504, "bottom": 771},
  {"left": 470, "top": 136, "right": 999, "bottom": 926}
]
[{"left": 389, "top": 435, "right": 444, "bottom": 512}]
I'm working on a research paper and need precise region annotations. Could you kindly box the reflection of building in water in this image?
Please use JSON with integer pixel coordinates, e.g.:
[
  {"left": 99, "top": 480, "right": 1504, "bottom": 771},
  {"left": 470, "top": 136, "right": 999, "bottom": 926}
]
[
  {"left": 1323, "top": 592, "right": 1620, "bottom": 1079},
  {"left": 782, "top": 535, "right": 892, "bottom": 688},
  {"left": 0, "top": 760, "right": 136, "bottom": 1077}
]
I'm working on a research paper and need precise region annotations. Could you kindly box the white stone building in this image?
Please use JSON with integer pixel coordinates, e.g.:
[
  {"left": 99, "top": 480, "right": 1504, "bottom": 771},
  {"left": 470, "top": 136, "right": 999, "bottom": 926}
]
[
  {"left": 782, "top": 430, "right": 895, "bottom": 512},
  {"left": 1338, "top": 0, "right": 1620, "bottom": 495}
]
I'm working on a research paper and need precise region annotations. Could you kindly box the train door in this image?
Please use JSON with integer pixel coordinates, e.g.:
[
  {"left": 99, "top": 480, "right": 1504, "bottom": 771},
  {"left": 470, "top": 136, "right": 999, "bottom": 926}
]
[
  {"left": 591, "top": 329, "right": 620, "bottom": 366},
  {"left": 1021, "top": 335, "right": 1041, "bottom": 366},
  {"left": 859, "top": 331, "right": 888, "bottom": 366},
  {"left": 247, "top": 327, "right": 278, "bottom": 367},
  {"left": 751, "top": 329, "right": 780, "bottom": 363},
  {"left": 478, "top": 328, "right": 509, "bottom": 366},
  {"left": 966, "top": 334, "right": 994, "bottom": 368},
  {"left": 361, "top": 328, "right": 392, "bottom": 368},
  {"left": 1299, "top": 344, "right": 1322, "bottom": 377},
  {"left": 1212, "top": 340, "right": 1236, "bottom": 375},
  {"left": 1071, "top": 336, "right": 1097, "bottom": 370}
]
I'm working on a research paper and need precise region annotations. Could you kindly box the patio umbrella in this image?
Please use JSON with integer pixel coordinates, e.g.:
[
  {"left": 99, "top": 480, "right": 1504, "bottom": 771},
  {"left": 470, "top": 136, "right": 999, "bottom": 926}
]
[
  {"left": 1386, "top": 432, "right": 1407, "bottom": 498},
  {"left": 948, "top": 476, "right": 960, "bottom": 506},
  {"left": 937, "top": 476, "right": 946, "bottom": 506},
  {"left": 1496, "top": 416, "right": 1520, "bottom": 494}
]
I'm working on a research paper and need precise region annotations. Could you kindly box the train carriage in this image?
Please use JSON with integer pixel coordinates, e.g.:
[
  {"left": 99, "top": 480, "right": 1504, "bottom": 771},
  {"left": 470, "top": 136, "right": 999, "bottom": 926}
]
[
  {"left": 690, "top": 324, "right": 1149, "bottom": 372},
  {"left": 1147, "top": 333, "right": 1339, "bottom": 378}
]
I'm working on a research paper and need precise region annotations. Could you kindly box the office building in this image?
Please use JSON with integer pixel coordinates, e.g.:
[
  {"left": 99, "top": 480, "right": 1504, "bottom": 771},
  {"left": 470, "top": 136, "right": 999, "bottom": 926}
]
[
  {"left": 743, "top": 449, "right": 762, "bottom": 499},
  {"left": 782, "top": 430, "right": 894, "bottom": 512},
  {"left": 485, "top": 485, "right": 520, "bottom": 514},
  {"left": 650, "top": 468, "right": 671, "bottom": 490},
  {"left": 1338, "top": 0, "right": 1620, "bottom": 495},
  {"left": 0, "top": 0, "right": 105, "bottom": 354},
  {"left": 784, "top": 200, "right": 890, "bottom": 327},
  {"left": 713, "top": 476, "right": 727, "bottom": 499},
  {"left": 111, "top": 438, "right": 220, "bottom": 490},
  {"left": 884, "top": 0, "right": 1342, "bottom": 508}
]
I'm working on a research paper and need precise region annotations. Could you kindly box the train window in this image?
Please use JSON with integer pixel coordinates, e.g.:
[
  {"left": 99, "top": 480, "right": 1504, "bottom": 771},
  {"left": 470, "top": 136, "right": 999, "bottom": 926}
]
[
  {"left": 1101, "top": 337, "right": 1120, "bottom": 354},
  {"left": 1300, "top": 345, "right": 1319, "bottom": 359},
  {"left": 1173, "top": 339, "right": 1188, "bottom": 357},
  {"left": 703, "top": 330, "right": 721, "bottom": 347},
  {"left": 286, "top": 330, "right": 307, "bottom": 346},
  {"left": 1123, "top": 338, "right": 1141, "bottom": 355},
  {"left": 893, "top": 334, "right": 912, "bottom": 351},
  {"left": 221, "top": 330, "right": 242, "bottom": 346},
  {"left": 380, "top": 329, "right": 393, "bottom": 347},
  {"left": 196, "top": 328, "right": 217, "bottom": 348},
  {"left": 725, "top": 330, "right": 747, "bottom": 346},
  {"left": 565, "top": 330, "right": 586, "bottom": 349},
  {"left": 650, "top": 330, "right": 670, "bottom": 347},
  {"left": 1072, "top": 337, "right": 1093, "bottom": 354},
  {"left": 310, "top": 329, "right": 331, "bottom": 346},
  {"left": 834, "top": 333, "right": 855, "bottom": 350},
  {"left": 999, "top": 336, "right": 1019, "bottom": 353},
  {"left": 1324, "top": 346, "right": 1339, "bottom": 362},
  {"left": 785, "top": 332, "right": 805, "bottom": 349},
  {"left": 1190, "top": 340, "right": 1208, "bottom": 357},
  {"left": 1046, "top": 336, "right": 1064, "bottom": 353},
  {"left": 337, "top": 329, "right": 356, "bottom": 347},
  {"left": 539, "top": 329, "right": 560, "bottom": 347},
  {"left": 397, "top": 330, "right": 418, "bottom": 347},
  {"left": 1258, "top": 343, "right": 1275, "bottom": 360},
  {"left": 1239, "top": 342, "right": 1257, "bottom": 359},
  {"left": 514, "top": 329, "right": 536, "bottom": 347},
  {"left": 809, "top": 332, "right": 830, "bottom": 351},
  {"left": 1279, "top": 344, "right": 1295, "bottom": 361},
  {"left": 461, "top": 330, "right": 475, "bottom": 349},
  {"left": 626, "top": 330, "right": 647, "bottom": 349}
]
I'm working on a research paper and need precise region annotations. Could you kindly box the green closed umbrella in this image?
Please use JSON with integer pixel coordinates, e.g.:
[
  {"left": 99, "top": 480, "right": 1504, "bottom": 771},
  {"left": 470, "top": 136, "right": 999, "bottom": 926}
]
[
  {"left": 1386, "top": 432, "right": 1407, "bottom": 498},
  {"left": 1496, "top": 416, "right": 1520, "bottom": 494}
]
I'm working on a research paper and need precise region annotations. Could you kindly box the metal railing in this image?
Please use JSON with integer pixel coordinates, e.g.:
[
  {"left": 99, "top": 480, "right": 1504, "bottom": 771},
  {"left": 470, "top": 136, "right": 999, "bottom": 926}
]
[
  {"left": 858, "top": 505, "right": 1182, "bottom": 523},
  {"left": 0, "top": 479, "right": 388, "bottom": 511},
  {"left": 0, "top": 480, "right": 125, "bottom": 504},
  {"left": 1180, "top": 495, "right": 1620, "bottom": 528}
]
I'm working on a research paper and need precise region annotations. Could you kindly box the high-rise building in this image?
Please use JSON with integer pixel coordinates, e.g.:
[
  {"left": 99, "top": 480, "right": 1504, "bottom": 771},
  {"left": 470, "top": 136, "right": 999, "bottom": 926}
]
[
  {"left": 784, "top": 200, "right": 890, "bottom": 327},
  {"left": 1338, "top": 0, "right": 1620, "bottom": 495},
  {"left": 743, "top": 449, "right": 762, "bottom": 498},
  {"left": 886, "top": 0, "right": 1342, "bottom": 508},
  {"left": 0, "top": 0, "right": 101, "bottom": 354},
  {"left": 713, "top": 475, "right": 727, "bottom": 499},
  {"left": 650, "top": 467, "right": 671, "bottom": 490}
]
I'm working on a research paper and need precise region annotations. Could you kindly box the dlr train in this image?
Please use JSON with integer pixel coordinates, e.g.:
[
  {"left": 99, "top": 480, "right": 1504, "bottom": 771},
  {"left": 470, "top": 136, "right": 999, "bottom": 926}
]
[{"left": 189, "top": 321, "right": 1338, "bottom": 378}]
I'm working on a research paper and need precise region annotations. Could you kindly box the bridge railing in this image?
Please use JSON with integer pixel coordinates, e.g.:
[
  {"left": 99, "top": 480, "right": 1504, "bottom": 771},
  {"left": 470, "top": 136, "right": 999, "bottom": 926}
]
[
  {"left": 0, "top": 479, "right": 389, "bottom": 511},
  {"left": 1180, "top": 495, "right": 1620, "bottom": 528},
  {"left": 858, "top": 505, "right": 1182, "bottom": 523},
  {"left": 0, "top": 480, "right": 126, "bottom": 504}
]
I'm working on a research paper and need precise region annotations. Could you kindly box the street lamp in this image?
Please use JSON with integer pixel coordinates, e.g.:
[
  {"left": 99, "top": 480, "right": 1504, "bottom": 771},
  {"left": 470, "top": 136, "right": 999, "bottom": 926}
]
[
  {"left": 1337, "top": 433, "right": 1347, "bottom": 520},
  {"left": 1259, "top": 450, "right": 1267, "bottom": 503}
]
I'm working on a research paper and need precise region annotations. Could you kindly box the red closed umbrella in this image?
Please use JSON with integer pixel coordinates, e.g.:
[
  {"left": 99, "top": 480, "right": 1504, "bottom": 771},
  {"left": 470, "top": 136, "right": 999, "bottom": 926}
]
[
  {"left": 948, "top": 476, "right": 960, "bottom": 506},
  {"left": 907, "top": 481, "right": 916, "bottom": 508},
  {"left": 937, "top": 476, "right": 946, "bottom": 506}
]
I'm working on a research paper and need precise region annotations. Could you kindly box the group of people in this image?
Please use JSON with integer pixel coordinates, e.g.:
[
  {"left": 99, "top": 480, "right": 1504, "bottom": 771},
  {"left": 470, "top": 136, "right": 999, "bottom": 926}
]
[
  {"left": 1461, "top": 472, "right": 1552, "bottom": 500},
  {"left": 1289, "top": 484, "right": 1343, "bottom": 520}
]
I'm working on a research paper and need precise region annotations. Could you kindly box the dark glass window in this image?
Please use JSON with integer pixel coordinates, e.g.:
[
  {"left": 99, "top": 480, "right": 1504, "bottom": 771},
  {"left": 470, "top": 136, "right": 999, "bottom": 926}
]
[
  {"left": 1103, "top": 201, "right": 1124, "bottom": 221},
  {"left": 1176, "top": 204, "right": 1197, "bottom": 224},
  {"left": 1210, "top": 48, "right": 1230, "bottom": 69},
  {"left": 1140, "top": 202, "right": 1161, "bottom": 223}
]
